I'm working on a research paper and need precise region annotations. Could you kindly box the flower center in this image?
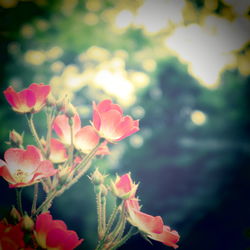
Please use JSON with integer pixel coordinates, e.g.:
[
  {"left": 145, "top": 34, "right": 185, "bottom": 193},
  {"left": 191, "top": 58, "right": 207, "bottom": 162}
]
[{"left": 13, "top": 169, "right": 29, "bottom": 183}]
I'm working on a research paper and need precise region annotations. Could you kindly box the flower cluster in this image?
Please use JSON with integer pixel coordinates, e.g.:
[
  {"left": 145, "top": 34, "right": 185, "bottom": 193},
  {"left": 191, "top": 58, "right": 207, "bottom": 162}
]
[
  {"left": 0, "top": 208, "right": 82, "bottom": 250},
  {"left": 0, "top": 82, "right": 180, "bottom": 249}
]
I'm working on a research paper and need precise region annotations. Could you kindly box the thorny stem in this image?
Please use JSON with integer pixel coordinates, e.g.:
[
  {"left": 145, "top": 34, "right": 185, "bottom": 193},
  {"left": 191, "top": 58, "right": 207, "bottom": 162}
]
[
  {"left": 34, "top": 189, "right": 57, "bottom": 216},
  {"left": 36, "top": 140, "right": 104, "bottom": 214},
  {"left": 26, "top": 114, "right": 46, "bottom": 157},
  {"left": 102, "top": 196, "right": 107, "bottom": 233},
  {"left": 45, "top": 107, "right": 55, "bottom": 157},
  {"left": 110, "top": 227, "right": 138, "bottom": 250},
  {"left": 95, "top": 204, "right": 120, "bottom": 250},
  {"left": 31, "top": 183, "right": 39, "bottom": 215},
  {"left": 96, "top": 192, "right": 103, "bottom": 237},
  {"left": 74, "top": 139, "right": 104, "bottom": 173},
  {"left": 16, "top": 188, "right": 23, "bottom": 216},
  {"left": 109, "top": 202, "right": 126, "bottom": 243}
]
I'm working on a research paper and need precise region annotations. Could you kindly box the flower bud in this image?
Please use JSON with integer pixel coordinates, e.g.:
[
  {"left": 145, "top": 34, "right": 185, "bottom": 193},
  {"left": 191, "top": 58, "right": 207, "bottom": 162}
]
[
  {"left": 56, "top": 96, "right": 68, "bottom": 112},
  {"left": 9, "top": 130, "right": 23, "bottom": 147},
  {"left": 22, "top": 214, "right": 34, "bottom": 231},
  {"left": 10, "top": 206, "right": 21, "bottom": 221},
  {"left": 90, "top": 169, "right": 106, "bottom": 186},
  {"left": 65, "top": 103, "right": 76, "bottom": 118},
  {"left": 46, "top": 93, "right": 56, "bottom": 107},
  {"left": 110, "top": 173, "right": 138, "bottom": 200}
]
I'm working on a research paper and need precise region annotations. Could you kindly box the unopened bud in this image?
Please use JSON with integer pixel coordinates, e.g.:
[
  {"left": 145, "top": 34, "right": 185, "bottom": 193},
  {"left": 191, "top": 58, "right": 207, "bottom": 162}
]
[
  {"left": 22, "top": 214, "right": 34, "bottom": 231},
  {"left": 56, "top": 96, "right": 68, "bottom": 112},
  {"left": 9, "top": 130, "right": 23, "bottom": 147},
  {"left": 10, "top": 206, "right": 21, "bottom": 221},
  {"left": 46, "top": 93, "right": 56, "bottom": 107},
  {"left": 65, "top": 103, "right": 76, "bottom": 118},
  {"left": 90, "top": 169, "right": 106, "bottom": 186}
]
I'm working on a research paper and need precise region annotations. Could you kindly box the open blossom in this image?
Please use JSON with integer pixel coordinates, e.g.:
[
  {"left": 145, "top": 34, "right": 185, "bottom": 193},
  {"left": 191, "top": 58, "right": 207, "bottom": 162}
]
[
  {"left": 92, "top": 99, "right": 139, "bottom": 142},
  {"left": 0, "top": 145, "right": 57, "bottom": 188},
  {"left": 3, "top": 83, "right": 50, "bottom": 113},
  {"left": 53, "top": 112, "right": 109, "bottom": 155},
  {"left": 0, "top": 220, "right": 25, "bottom": 250},
  {"left": 125, "top": 198, "right": 180, "bottom": 249},
  {"left": 110, "top": 173, "right": 138, "bottom": 199},
  {"left": 34, "top": 213, "right": 83, "bottom": 250}
]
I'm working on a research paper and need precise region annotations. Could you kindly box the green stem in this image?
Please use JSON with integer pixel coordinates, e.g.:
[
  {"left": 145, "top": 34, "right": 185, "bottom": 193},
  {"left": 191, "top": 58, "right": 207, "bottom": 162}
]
[
  {"left": 95, "top": 205, "right": 120, "bottom": 250},
  {"left": 35, "top": 189, "right": 57, "bottom": 216},
  {"left": 31, "top": 183, "right": 39, "bottom": 215},
  {"left": 96, "top": 192, "right": 103, "bottom": 237},
  {"left": 110, "top": 227, "right": 138, "bottom": 250},
  {"left": 102, "top": 196, "right": 106, "bottom": 233},
  {"left": 109, "top": 202, "right": 126, "bottom": 243},
  {"left": 16, "top": 188, "right": 23, "bottom": 216},
  {"left": 74, "top": 139, "right": 104, "bottom": 173},
  {"left": 26, "top": 114, "right": 46, "bottom": 157},
  {"left": 45, "top": 108, "right": 55, "bottom": 157}
]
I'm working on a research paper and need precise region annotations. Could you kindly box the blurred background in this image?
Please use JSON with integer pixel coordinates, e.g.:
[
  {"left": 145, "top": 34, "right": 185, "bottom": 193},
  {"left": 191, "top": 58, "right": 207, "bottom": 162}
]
[{"left": 0, "top": 0, "right": 250, "bottom": 249}]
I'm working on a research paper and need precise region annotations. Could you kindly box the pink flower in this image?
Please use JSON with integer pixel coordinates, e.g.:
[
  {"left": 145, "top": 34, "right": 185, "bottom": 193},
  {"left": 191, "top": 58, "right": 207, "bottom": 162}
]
[
  {"left": 74, "top": 126, "right": 110, "bottom": 155},
  {"left": 110, "top": 173, "right": 138, "bottom": 199},
  {"left": 149, "top": 225, "right": 180, "bottom": 249},
  {"left": 0, "top": 220, "right": 25, "bottom": 250},
  {"left": 49, "top": 138, "right": 68, "bottom": 163},
  {"left": 53, "top": 112, "right": 109, "bottom": 155},
  {"left": 3, "top": 83, "right": 50, "bottom": 113},
  {"left": 0, "top": 145, "right": 57, "bottom": 188},
  {"left": 52, "top": 113, "right": 81, "bottom": 145},
  {"left": 125, "top": 198, "right": 180, "bottom": 248},
  {"left": 92, "top": 99, "right": 139, "bottom": 142},
  {"left": 34, "top": 213, "right": 83, "bottom": 250}
]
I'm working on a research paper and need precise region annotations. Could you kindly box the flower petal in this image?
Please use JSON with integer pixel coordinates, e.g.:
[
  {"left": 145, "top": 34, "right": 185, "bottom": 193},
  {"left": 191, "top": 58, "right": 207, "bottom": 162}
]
[
  {"left": 3, "top": 87, "right": 20, "bottom": 108},
  {"left": 49, "top": 138, "right": 68, "bottom": 163},
  {"left": 19, "top": 89, "right": 36, "bottom": 108},
  {"left": 99, "top": 110, "right": 122, "bottom": 140},
  {"left": 149, "top": 225, "right": 180, "bottom": 249},
  {"left": 74, "top": 126, "right": 100, "bottom": 154},
  {"left": 29, "top": 83, "right": 51, "bottom": 110}
]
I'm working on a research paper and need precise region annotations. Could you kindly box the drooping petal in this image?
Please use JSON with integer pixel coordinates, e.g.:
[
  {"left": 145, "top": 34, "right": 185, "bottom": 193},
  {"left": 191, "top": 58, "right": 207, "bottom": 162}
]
[
  {"left": 74, "top": 126, "right": 100, "bottom": 154},
  {"left": 130, "top": 209, "right": 164, "bottom": 234},
  {"left": 149, "top": 225, "right": 180, "bottom": 249}
]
